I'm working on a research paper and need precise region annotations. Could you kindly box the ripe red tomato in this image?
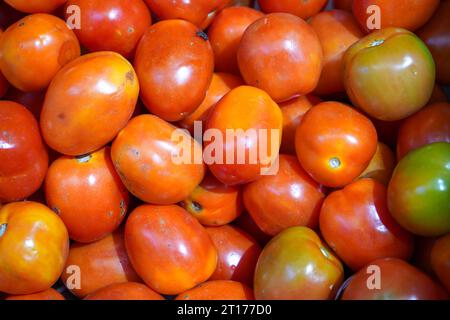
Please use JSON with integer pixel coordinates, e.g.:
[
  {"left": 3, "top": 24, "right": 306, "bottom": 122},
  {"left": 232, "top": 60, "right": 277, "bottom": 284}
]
[
  {"left": 4, "top": 0, "right": 67, "bottom": 13},
  {"left": 238, "top": 13, "right": 323, "bottom": 102},
  {"left": 124, "top": 205, "right": 217, "bottom": 295},
  {"left": 176, "top": 280, "right": 254, "bottom": 300},
  {"left": 134, "top": 19, "right": 214, "bottom": 121},
  {"left": 206, "top": 225, "right": 261, "bottom": 285},
  {"left": 6, "top": 288, "right": 65, "bottom": 300},
  {"left": 431, "top": 233, "right": 450, "bottom": 292},
  {"left": 358, "top": 142, "right": 395, "bottom": 185},
  {"left": 243, "top": 155, "right": 326, "bottom": 236},
  {"left": 0, "top": 101, "right": 48, "bottom": 203},
  {"left": 295, "top": 101, "right": 378, "bottom": 188},
  {"left": 0, "top": 201, "right": 69, "bottom": 295},
  {"left": 111, "top": 115, "right": 205, "bottom": 205},
  {"left": 85, "top": 282, "right": 164, "bottom": 300},
  {"left": 258, "top": 0, "right": 327, "bottom": 20},
  {"left": 65, "top": 0, "right": 152, "bottom": 59}
]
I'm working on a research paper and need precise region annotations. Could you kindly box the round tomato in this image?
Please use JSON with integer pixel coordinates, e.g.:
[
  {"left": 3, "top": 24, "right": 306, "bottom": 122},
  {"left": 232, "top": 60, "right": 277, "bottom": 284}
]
[
  {"left": 358, "top": 142, "right": 395, "bottom": 185},
  {"left": 6, "top": 288, "right": 65, "bottom": 300},
  {"left": 4, "top": 0, "right": 67, "bottom": 13},
  {"left": 176, "top": 280, "right": 253, "bottom": 300},
  {"left": 0, "top": 201, "right": 69, "bottom": 295},
  {"left": 388, "top": 142, "right": 450, "bottom": 237},
  {"left": 431, "top": 233, "right": 450, "bottom": 292},
  {"left": 85, "top": 282, "right": 164, "bottom": 300},
  {"left": 237, "top": 13, "right": 323, "bottom": 102},
  {"left": 258, "top": 0, "right": 327, "bottom": 20}
]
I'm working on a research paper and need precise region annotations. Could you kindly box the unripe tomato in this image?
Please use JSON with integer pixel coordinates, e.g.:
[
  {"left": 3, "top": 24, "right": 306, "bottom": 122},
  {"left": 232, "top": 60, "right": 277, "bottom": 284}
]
[
  {"left": 5, "top": 0, "right": 67, "bottom": 13},
  {"left": 358, "top": 142, "right": 395, "bottom": 185},
  {"left": 6, "top": 288, "right": 65, "bottom": 300},
  {"left": 176, "top": 280, "right": 254, "bottom": 300},
  {"left": 430, "top": 233, "right": 450, "bottom": 292},
  {"left": 85, "top": 282, "right": 164, "bottom": 300},
  {"left": 258, "top": 0, "right": 327, "bottom": 20}
]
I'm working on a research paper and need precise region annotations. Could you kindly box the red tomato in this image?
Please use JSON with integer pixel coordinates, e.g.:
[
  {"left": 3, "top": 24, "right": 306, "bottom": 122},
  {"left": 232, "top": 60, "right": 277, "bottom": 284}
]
[
  {"left": 258, "top": 0, "right": 328, "bottom": 20},
  {"left": 176, "top": 280, "right": 254, "bottom": 300},
  {"left": 358, "top": 142, "right": 395, "bottom": 185},
  {"left": 85, "top": 282, "right": 164, "bottom": 300},
  {"left": 4, "top": 0, "right": 67, "bottom": 13},
  {"left": 124, "top": 205, "right": 217, "bottom": 295},
  {"left": 431, "top": 233, "right": 450, "bottom": 292},
  {"left": 0, "top": 101, "right": 48, "bottom": 203},
  {"left": 6, "top": 288, "right": 65, "bottom": 300},
  {"left": 134, "top": 19, "right": 214, "bottom": 121},
  {"left": 206, "top": 225, "right": 261, "bottom": 285},
  {"left": 238, "top": 13, "right": 323, "bottom": 102},
  {"left": 0, "top": 201, "right": 69, "bottom": 295}
]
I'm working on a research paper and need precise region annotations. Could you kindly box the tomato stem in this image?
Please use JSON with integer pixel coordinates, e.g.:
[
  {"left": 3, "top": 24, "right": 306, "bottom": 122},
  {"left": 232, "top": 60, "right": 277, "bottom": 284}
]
[{"left": 0, "top": 223, "right": 6, "bottom": 238}]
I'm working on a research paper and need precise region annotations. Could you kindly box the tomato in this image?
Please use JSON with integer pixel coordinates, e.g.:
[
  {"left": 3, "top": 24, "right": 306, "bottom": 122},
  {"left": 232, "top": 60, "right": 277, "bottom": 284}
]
[
  {"left": 6, "top": 288, "right": 65, "bottom": 300},
  {"left": 134, "top": 20, "right": 214, "bottom": 122},
  {"left": 243, "top": 155, "right": 325, "bottom": 236},
  {"left": 333, "top": 0, "right": 352, "bottom": 11},
  {"left": 388, "top": 142, "right": 450, "bottom": 237},
  {"left": 180, "top": 173, "right": 243, "bottom": 226},
  {"left": 125, "top": 205, "right": 217, "bottom": 295},
  {"left": 207, "top": 7, "right": 263, "bottom": 75},
  {"left": 178, "top": 72, "right": 243, "bottom": 134},
  {"left": 309, "top": 9, "right": 364, "bottom": 95},
  {"left": 279, "top": 95, "right": 321, "bottom": 155},
  {"left": 4, "top": 0, "right": 67, "bottom": 13},
  {"left": 254, "top": 226, "right": 343, "bottom": 300},
  {"left": 45, "top": 147, "right": 129, "bottom": 243},
  {"left": 358, "top": 142, "right": 395, "bottom": 185},
  {"left": 206, "top": 225, "right": 261, "bottom": 285},
  {"left": 64, "top": 0, "right": 151, "bottom": 59},
  {"left": 431, "top": 233, "right": 450, "bottom": 292},
  {"left": 40, "top": 51, "right": 139, "bottom": 156},
  {"left": 238, "top": 13, "right": 322, "bottom": 102},
  {"left": 233, "top": 212, "right": 272, "bottom": 246},
  {"left": 3, "top": 88, "right": 45, "bottom": 120},
  {"left": 418, "top": 0, "right": 450, "bottom": 85},
  {"left": 85, "top": 282, "right": 164, "bottom": 300},
  {"left": 258, "top": 0, "right": 327, "bottom": 20},
  {"left": 0, "top": 101, "right": 48, "bottom": 203},
  {"left": 111, "top": 115, "right": 205, "bottom": 204},
  {"left": 295, "top": 101, "right": 378, "bottom": 188},
  {"left": 0, "top": 201, "right": 69, "bottom": 295},
  {"left": 60, "top": 230, "right": 141, "bottom": 298},
  {"left": 397, "top": 103, "right": 450, "bottom": 160},
  {"left": 353, "top": 0, "right": 440, "bottom": 32},
  {"left": 320, "top": 178, "right": 414, "bottom": 271},
  {"left": 341, "top": 258, "right": 448, "bottom": 300},
  {"left": 344, "top": 28, "right": 435, "bottom": 121},
  {"left": 176, "top": 280, "right": 253, "bottom": 300}
]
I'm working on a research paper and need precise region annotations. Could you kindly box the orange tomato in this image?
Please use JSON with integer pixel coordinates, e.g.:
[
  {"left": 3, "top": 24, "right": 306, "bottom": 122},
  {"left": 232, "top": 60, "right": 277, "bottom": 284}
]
[
  {"left": 0, "top": 201, "right": 69, "bottom": 295},
  {"left": 6, "top": 288, "right": 65, "bottom": 300},
  {"left": 258, "top": 0, "right": 328, "bottom": 20},
  {"left": 430, "top": 233, "right": 450, "bottom": 292},
  {"left": 85, "top": 282, "right": 164, "bottom": 300},
  {"left": 176, "top": 280, "right": 254, "bottom": 300},
  {"left": 4, "top": 0, "right": 67, "bottom": 13},
  {"left": 358, "top": 142, "right": 395, "bottom": 185}
]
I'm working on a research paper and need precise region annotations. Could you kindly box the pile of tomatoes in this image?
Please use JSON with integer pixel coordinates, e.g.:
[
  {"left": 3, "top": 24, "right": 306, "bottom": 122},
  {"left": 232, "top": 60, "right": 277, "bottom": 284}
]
[{"left": 0, "top": 0, "right": 449, "bottom": 301}]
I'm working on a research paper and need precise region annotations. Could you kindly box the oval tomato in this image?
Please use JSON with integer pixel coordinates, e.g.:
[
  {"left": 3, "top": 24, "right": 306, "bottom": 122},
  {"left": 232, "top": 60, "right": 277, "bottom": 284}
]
[
  {"left": 258, "top": 0, "right": 327, "bottom": 20},
  {"left": 85, "top": 282, "right": 164, "bottom": 300},
  {"left": 176, "top": 280, "right": 253, "bottom": 300},
  {"left": 6, "top": 288, "right": 65, "bottom": 300},
  {"left": 431, "top": 233, "right": 450, "bottom": 292},
  {"left": 4, "top": 0, "right": 67, "bottom": 13}
]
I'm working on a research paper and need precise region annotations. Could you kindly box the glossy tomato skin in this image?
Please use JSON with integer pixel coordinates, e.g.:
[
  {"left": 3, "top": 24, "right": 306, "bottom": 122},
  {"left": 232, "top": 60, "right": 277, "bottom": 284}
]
[
  {"left": 238, "top": 13, "right": 323, "bottom": 102},
  {"left": 45, "top": 147, "right": 129, "bottom": 243},
  {"left": 358, "top": 142, "right": 395, "bottom": 185},
  {"left": 258, "top": 0, "right": 327, "bottom": 20},
  {"left": 176, "top": 280, "right": 254, "bottom": 300},
  {"left": 60, "top": 230, "right": 141, "bottom": 298},
  {"left": 206, "top": 225, "right": 261, "bottom": 286},
  {"left": 341, "top": 258, "right": 448, "bottom": 300},
  {"left": 6, "top": 288, "right": 65, "bottom": 300},
  {"left": 309, "top": 10, "right": 364, "bottom": 95},
  {"left": 85, "top": 282, "right": 164, "bottom": 300},
  {"left": 5, "top": 0, "right": 66, "bottom": 13},
  {"left": 344, "top": 28, "right": 435, "bottom": 121},
  {"left": 0, "top": 201, "right": 69, "bottom": 295},
  {"left": 125, "top": 205, "right": 217, "bottom": 295},
  {"left": 40, "top": 52, "right": 139, "bottom": 156},
  {"left": 254, "top": 226, "right": 344, "bottom": 300},
  {"left": 0, "top": 14, "right": 80, "bottom": 92},
  {"left": 295, "top": 101, "right": 378, "bottom": 188},
  {"left": 180, "top": 173, "right": 243, "bottom": 226},
  {"left": 205, "top": 86, "right": 282, "bottom": 186},
  {"left": 320, "top": 178, "right": 414, "bottom": 271},
  {"left": 65, "top": 0, "right": 151, "bottom": 59},
  {"left": 0, "top": 101, "right": 48, "bottom": 203},
  {"left": 243, "top": 155, "right": 326, "bottom": 236},
  {"left": 388, "top": 142, "right": 450, "bottom": 237},
  {"left": 134, "top": 19, "right": 214, "bottom": 121},
  {"left": 431, "top": 233, "right": 450, "bottom": 292},
  {"left": 207, "top": 7, "right": 263, "bottom": 75},
  {"left": 397, "top": 103, "right": 450, "bottom": 160},
  {"left": 111, "top": 115, "right": 205, "bottom": 205}
]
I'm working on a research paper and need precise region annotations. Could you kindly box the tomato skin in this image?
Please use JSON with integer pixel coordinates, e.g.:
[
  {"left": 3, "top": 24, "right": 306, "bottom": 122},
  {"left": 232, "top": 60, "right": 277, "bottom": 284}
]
[
  {"left": 0, "top": 101, "right": 48, "bottom": 203},
  {"left": 320, "top": 178, "right": 414, "bottom": 271},
  {"left": 85, "top": 282, "right": 164, "bottom": 300},
  {"left": 207, "top": 7, "right": 263, "bottom": 75},
  {"left": 258, "top": 0, "right": 327, "bottom": 20},
  {"left": 206, "top": 225, "right": 261, "bottom": 286},
  {"left": 397, "top": 103, "right": 450, "bottom": 161},
  {"left": 180, "top": 173, "right": 243, "bottom": 226},
  {"left": 344, "top": 27, "right": 435, "bottom": 121},
  {"left": 0, "top": 201, "right": 69, "bottom": 295},
  {"left": 205, "top": 86, "right": 282, "bottom": 186},
  {"left": 388, "top": 142, "right": 450, "bottom": 237},
  {"left": 431, "top": 233, "right": 450, "bottom": 292},
  {"left": 134, "top": 19, "right": 214, "bottom": 122},
  {"left": 111, "top": 115, "right": 205, "bottom": 205},
  {"left": 176, "top": 280, "right": 254, "bottom": 300},
  {"left": 341, "top": 258, "right": 449, "bottom": 300},
  {"left": 237, "top": 13, "right": 323, "bottom": 102},
  {"left": 125, "top": 205, "right": 217, "bottom": 295},
  {"left": 0, "top": 14, "right": 80, "bottom": 92},
  {"left": 6, "top": 288, "right": 65, "bottom": 300},
  {"left": 295, "top": 101, "right": 378, "bottom": 188},
  {"left": 4, "top": 0, "right": 66, "bottom": 13},
  {"left": 358, "top": 142, "right": 395, "bottom": 185},
  {"left": 243, "top": 155, "right": 325, "bottom": 236}
]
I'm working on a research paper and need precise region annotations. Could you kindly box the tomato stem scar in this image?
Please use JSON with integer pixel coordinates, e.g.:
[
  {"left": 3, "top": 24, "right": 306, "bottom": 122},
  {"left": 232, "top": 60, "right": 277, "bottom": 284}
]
[
  {"left": 0, "top": 223, "right": 7, "bottom": 238},
  {"left": 76, "top": 154, "right": 92, "bottom": 163},
  {"left": 369, "top": 39, "right": 384, "bottom": 47},
  {"left": 329, "top": 157, "right": 341, "bottom": 168}
]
